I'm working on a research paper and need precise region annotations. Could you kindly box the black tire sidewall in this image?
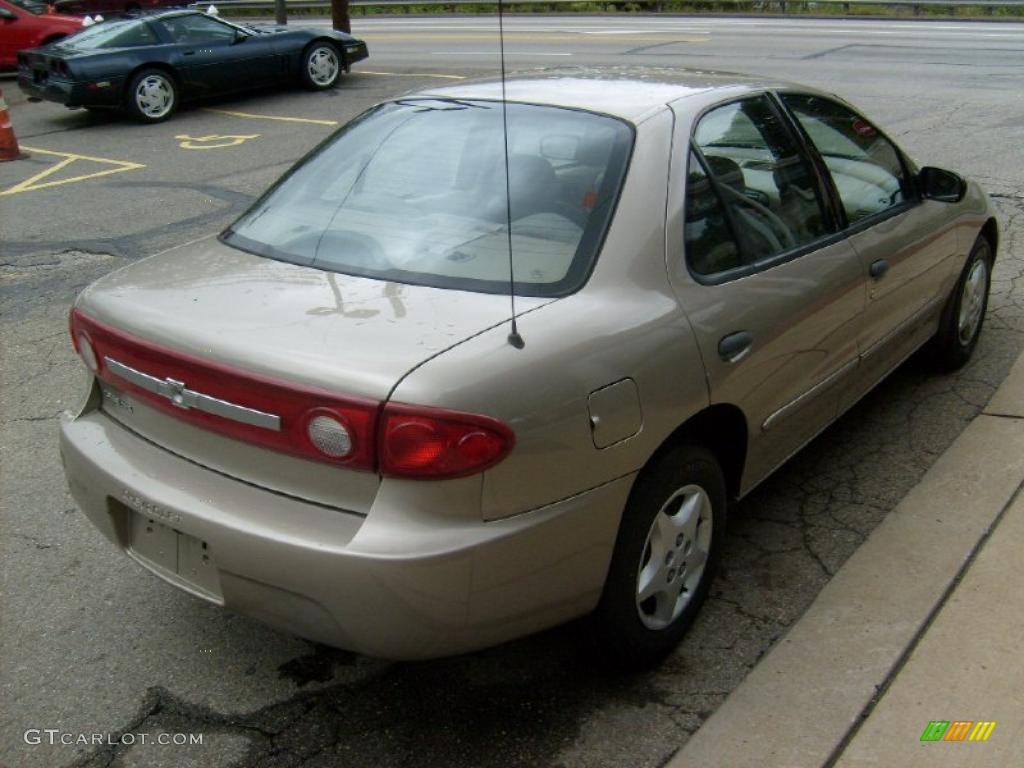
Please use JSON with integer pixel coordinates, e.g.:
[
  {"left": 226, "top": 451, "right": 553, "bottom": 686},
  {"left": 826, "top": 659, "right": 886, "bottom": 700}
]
[
  {"left": 126, "top": 69, "right": 177, "bottom": 124},
  {"left": 934, "top": 236, "right": 992, "bottom": 370},
  {"left": 302, "top": 43, "right": 342, "bottom": 90},
  {"left": 594, "top": 443, "right": 727, "bottom": 668}
]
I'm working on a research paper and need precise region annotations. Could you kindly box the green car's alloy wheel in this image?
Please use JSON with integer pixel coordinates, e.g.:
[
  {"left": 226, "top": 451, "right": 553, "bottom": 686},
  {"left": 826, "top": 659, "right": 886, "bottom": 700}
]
[
  {"left": 302, "top": 43, "right": 341, "bottom": 90},
  {"left": 127, "top": 69, "right": 177, "bottom": 124}
]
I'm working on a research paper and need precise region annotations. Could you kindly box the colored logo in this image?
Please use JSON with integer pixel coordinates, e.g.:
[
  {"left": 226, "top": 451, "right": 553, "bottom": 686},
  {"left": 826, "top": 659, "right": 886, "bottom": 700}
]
[{"left": 920, "top": 721, "right": 996, "bottom": 742}]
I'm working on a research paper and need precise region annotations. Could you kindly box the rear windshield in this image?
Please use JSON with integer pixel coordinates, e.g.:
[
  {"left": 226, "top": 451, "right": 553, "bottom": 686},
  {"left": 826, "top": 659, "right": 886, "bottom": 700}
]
[
  {"left": 65, "top": 19, "right": 159, "bottom": 49},
  {"left": 223, "top": 99, "right": 633, "bottom": 297}
]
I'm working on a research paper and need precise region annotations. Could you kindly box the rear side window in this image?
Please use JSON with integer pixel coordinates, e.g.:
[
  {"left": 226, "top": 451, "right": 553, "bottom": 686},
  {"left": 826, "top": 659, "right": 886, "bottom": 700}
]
[
  {"left": 781, "top": 94, "right": 908, "bottom": 226},
  {"left": 691, "top": 95, "right": 828, "bottom": 269},
  {"left": 65, "top": 19, "right": 158, "bottom": 49},
  {"left": 684, "top": 151, "right": 742, "bottom": 276}
]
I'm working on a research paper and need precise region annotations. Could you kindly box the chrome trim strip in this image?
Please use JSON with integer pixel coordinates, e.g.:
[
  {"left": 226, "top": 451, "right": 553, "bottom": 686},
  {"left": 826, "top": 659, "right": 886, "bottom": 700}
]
[
  {"left": 104, "top": 357, "right": 282, "bottom": 432},
  {"left": 760, "top": 296, "right": 945, "bottom": 434},
  {"left": 860, "top": 295, "right": 943, "bottom": 362},
  {"left": 762, "top": 357, "right": 858, "bottom": 432}
]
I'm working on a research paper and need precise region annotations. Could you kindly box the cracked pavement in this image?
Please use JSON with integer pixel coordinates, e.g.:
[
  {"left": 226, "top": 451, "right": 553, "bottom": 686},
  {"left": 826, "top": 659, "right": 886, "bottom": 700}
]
[{"left": 2, "top": 14, "right": 1024, "bottom": 768}]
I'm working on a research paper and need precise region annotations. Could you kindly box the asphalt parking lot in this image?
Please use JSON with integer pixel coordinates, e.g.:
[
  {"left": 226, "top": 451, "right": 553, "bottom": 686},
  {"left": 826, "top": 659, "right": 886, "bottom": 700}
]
[{"left": 2, "top": 14, "right": 1024, "bottom": 768}]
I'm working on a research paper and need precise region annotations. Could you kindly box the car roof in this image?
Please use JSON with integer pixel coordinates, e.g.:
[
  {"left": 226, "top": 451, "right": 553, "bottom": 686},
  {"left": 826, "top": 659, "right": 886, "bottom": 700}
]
[
  {"left": 136, "top": 9, "right": 215, "bottom": 20},
  {"left": 416, "top": 66, "right": 809, "bottom": 124}
]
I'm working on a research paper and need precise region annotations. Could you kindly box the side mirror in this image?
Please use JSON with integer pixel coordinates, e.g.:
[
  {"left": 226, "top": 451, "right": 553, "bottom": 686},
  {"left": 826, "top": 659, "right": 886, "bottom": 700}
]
[
  {"left": 232, "top": 29, "right": 247, "bottom": 44},
  {"left": 0, "top": 7, "right": 17, "bottom": 19},
  {"left": 918, "top": 166, "right": 966, "bottom": 203}
]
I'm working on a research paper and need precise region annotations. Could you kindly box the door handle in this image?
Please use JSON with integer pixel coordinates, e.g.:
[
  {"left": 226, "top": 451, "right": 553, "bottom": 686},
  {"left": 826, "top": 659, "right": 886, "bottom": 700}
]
[
  {"left": 718, "top": 331, "right": 754, "bottom": 363},
  {"left": 183, "top": 49, "right": 196, "bottom": 56},
  {"left": 869, "top": 259, "right": 889, "bottom": 279}
]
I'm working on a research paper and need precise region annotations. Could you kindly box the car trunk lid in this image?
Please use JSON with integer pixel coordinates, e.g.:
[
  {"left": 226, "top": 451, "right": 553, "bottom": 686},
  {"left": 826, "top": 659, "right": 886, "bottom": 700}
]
[{"left": 75, "top": 237, "right": 547, "bottom": 511}]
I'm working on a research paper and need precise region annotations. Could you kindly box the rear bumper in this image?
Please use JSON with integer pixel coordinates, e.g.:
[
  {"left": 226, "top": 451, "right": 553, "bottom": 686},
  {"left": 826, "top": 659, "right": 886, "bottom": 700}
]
[
  {"left": 60, "top": 409, "right": 631, "bottom": 659},
  {"left": 17, "top": 71, "right": 121, "bottom": 108}
]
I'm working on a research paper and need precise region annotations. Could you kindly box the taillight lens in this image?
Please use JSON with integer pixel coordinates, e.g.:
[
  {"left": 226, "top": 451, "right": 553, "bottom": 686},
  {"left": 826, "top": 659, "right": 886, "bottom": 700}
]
[
  {"left": 69, "top": 307, "right": 99, "bottom": 372},
  {"left": 305, "top": 411, "right": 354, "bottom": 459},
  {"left": 77, "top": 332, "right": 99, "bottom": 372},
  {"left": 380, "top": 404, "right": 514, "bottom": 479}
]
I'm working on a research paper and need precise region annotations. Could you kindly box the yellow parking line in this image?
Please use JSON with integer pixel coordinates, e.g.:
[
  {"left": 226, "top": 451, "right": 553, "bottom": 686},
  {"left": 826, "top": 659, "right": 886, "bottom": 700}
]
[
  {"left": 1, "top": 146, "right": 145, "bottom": 196},
  {"left": 203, "top": 108, "right": 339, "bottom": 126},
  {"left": 359, "top": 70, "right": 466, "bottom": 80}
]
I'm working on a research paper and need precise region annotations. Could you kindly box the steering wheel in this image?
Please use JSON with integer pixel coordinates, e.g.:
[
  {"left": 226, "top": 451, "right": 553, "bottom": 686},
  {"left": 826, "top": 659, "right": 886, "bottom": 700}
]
[{"left": 718, "top": 184, "right": 797, "bottom": 251}]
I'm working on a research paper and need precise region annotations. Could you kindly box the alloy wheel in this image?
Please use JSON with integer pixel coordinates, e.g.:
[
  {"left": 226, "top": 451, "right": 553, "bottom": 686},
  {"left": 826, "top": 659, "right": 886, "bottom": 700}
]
[
  {"left": 307, "top": 47, "right": 339, "bottom": 87},
  {"left": 958, "top": 258, "right": 988, "bottom": 346},
  {"left": 135, "top": 74, "right": 174, "bottom": 120},
  {"left": 635, "top": 484, "right": 713, "bottom": 631}
]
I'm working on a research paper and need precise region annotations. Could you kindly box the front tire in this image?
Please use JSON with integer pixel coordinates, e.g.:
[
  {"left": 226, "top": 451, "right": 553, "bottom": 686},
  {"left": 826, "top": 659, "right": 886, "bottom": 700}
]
[
  {"left": 301, "top": 42, "right": 342, "bottom": 90},
  {"left": 929, "top": 235, "right": 992, "bottom": 371},
  {"left": 125, "top": 68, "right": 177, "bottom": 124},
  {"left": 593, "top": 443, "right": 726, "bottom": 669}
]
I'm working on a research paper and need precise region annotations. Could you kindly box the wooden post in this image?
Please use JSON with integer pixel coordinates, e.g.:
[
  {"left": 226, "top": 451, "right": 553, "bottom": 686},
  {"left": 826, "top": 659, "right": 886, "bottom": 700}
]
[
  {"left": 274, "top": 0, "right": 286, "bottom": 24},
  {"left": 332, "top": 0, "right": 351, "bottom": 33}
]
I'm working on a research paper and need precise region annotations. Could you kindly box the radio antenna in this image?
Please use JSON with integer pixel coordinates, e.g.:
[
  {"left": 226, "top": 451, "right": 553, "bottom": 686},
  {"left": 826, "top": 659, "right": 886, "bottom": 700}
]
[{"left": 498, "top": 0, "right": 524, "bottom": 349}]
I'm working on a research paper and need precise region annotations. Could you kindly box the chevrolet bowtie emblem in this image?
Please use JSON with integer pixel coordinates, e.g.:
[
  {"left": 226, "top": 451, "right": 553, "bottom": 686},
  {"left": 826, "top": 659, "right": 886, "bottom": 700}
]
[
  {"left": 103, "top": 357, "right": 281, "bottom": 432},
  {"left": 165, "top": 378, "right": 188, "bottom": 408}
]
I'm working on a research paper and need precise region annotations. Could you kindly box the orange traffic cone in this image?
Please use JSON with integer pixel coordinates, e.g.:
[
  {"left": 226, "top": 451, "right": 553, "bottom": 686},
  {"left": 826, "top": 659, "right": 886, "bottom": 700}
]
[{"left": 0, "top": 88, "right": 27, "bottom": 162}]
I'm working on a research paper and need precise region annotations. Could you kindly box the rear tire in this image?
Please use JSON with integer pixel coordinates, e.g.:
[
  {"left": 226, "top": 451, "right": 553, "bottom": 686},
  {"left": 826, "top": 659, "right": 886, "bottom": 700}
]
[
  {"left": 929, "top": 235, "right": 992, "bottom": 371},
  {"left": 125, "top": 68, "right": 177, "bottom": 124},
  {"left": 301, "top": 42, "right": 342, "bottom": 90},
  {"left": 592, "top": 443, "right": 726, "bottom": 669}
]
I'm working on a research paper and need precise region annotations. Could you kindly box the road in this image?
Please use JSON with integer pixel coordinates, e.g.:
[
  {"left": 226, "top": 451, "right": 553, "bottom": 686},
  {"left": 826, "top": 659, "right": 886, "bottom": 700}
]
[{"left": 1, "top": 14, "right": 1023, "bottom": 768}]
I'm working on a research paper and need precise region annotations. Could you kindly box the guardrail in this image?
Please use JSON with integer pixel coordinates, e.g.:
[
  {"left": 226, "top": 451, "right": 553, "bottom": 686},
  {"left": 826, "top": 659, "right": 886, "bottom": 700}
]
[{"left": 191, "top": 0, "right": 1024, "bottom": 12}]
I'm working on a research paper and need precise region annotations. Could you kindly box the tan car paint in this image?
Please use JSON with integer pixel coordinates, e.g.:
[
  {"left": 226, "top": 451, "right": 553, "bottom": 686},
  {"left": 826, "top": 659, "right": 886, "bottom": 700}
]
[
  {"left": 59, "top": 71, "right": 996, "bottom": 658},
  {"left": 78, "top": 242, "right": 551, "bottom": 512}
]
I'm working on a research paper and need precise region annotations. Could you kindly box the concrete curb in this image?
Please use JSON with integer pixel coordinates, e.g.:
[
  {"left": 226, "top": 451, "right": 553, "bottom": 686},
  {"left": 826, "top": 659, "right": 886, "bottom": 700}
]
[{"left": 669, "top": 352, "right": 1024, "bottom": 768}]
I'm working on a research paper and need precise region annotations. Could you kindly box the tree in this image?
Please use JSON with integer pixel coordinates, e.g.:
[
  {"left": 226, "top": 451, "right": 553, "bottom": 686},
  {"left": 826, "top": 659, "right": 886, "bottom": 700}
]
[{"left": 331, "top": 0, "right": 351, "bottom": 33}]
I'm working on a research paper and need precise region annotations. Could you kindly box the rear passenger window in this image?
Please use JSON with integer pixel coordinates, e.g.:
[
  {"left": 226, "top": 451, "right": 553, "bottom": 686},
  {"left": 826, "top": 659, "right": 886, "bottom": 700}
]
[
  {"left": 692, "top": 96, "right": 828, "bottom": 268},
  {"left": 781, "top": 94, "right": 908, "bottom": 226},
  {"left": 684, "top": 151, "right": 742, "bottom": 276}
]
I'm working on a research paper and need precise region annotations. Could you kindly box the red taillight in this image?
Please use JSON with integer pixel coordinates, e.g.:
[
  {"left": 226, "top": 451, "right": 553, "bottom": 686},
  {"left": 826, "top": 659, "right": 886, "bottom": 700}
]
[
  {"left": 380, "top": 404, "right": 514, "bottom": 479},
  {"left": 68, "top": 309, "right": 514, "bottom": 479}
]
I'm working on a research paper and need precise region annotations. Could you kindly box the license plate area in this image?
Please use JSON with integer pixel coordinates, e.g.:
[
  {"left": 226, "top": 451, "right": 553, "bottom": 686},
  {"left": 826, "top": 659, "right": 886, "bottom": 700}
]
[{"left": 122, "top": 501, "right": 223, "bottom": 603}]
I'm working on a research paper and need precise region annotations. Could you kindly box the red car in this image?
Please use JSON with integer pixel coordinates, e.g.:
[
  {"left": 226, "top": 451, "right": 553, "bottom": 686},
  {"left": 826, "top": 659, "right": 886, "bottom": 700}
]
[
  {"left": 51, "top": 0, "right": 185, "bottom": 15},
  {"left": 0, "top": 0, "right": 82, "bottom": 71}
]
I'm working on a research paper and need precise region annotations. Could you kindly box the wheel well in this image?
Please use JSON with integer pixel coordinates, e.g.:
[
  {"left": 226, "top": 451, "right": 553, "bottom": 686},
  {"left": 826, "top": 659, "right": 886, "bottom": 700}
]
[
  {"left": 980, "top": 217, "right": 998, "bottom": 258},
  {"left": 653, "top": 404, "right": 748, "bottom": 501}
]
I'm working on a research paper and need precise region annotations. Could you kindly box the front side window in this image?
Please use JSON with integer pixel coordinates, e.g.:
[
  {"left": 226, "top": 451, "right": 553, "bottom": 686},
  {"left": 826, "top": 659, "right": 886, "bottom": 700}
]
[
  {"left": 692, "top": 95, "right": 828, "bottom": 267},
  {"left": 161, "top": 14, "right": 237, "bottom": 44},
  {"left": 781, "top": 94, "right": 908, "bottom": 226},
  {"left": 224, "top": 100, "right": 633, "bottom": 297}
]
